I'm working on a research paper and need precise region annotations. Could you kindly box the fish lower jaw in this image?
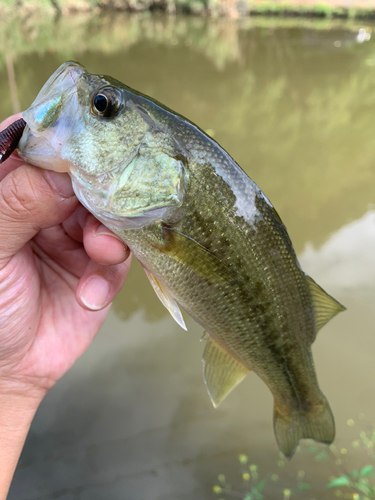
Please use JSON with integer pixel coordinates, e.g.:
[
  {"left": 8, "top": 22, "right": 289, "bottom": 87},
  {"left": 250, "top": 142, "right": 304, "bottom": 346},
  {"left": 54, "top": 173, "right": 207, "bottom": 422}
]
[{"left": 17, "top": 127, "right": 70, "bottom": 173}]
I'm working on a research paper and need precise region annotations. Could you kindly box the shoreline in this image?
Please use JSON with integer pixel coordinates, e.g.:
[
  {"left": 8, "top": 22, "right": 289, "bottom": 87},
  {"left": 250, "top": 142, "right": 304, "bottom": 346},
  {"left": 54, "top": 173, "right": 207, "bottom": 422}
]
[{"left": 3, "top": 1, "right": 375, "bottom": 18}]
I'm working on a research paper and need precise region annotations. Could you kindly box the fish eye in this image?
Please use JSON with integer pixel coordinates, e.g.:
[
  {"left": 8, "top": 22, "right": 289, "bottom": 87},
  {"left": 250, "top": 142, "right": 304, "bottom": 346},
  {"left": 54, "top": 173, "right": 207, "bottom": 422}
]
[
  {"left": 91, "top": 88, "right": 122, "bottom": 118},
  {"left": 93, "top": 94, "right": 108, "bottom": 113}
]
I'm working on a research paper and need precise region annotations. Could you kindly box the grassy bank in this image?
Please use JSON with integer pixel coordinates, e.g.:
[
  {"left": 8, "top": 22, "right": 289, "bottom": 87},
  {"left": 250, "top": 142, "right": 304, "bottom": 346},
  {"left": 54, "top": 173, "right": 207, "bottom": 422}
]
[{"left": 2, "top": 0, "right": 375, "bottom": 18}]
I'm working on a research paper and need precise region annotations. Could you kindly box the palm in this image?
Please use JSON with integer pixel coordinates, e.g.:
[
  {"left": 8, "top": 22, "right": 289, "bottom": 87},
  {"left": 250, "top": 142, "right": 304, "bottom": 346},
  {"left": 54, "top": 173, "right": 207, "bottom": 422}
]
[
  {"left": 1, "top": 226, "right": 110, "bottom": 389},
  {"left": 0, "top": 120, "right": 130, "bottom": 391}
]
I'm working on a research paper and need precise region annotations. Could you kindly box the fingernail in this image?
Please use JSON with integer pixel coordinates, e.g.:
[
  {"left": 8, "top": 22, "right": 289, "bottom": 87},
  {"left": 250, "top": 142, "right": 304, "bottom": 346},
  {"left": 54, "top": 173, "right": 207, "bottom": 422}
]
[
  {"left": 45, "top": 171, "right": 75, "bottom": 198},
  {"left": 95, "top": 224, "right": 123, "bottom": 242},
  {"left": 81, "top": 276, "right": 110, "bottom": 310}
]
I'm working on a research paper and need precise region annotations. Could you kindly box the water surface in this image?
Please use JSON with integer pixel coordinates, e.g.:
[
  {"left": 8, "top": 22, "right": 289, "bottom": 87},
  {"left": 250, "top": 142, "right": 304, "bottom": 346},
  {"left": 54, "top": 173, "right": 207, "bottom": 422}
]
[{"left": 1, "top": 14, "right": 375, "bottom": 500}]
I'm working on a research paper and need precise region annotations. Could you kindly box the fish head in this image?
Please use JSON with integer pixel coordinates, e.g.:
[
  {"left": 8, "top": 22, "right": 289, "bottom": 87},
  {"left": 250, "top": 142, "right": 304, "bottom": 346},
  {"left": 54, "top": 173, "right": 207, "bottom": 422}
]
[
  {"left": 18, "top": 61, "right": 87, "bottom": 173},
  {"left": 18, "top": 62, "right": 187, "bottom": 230}
]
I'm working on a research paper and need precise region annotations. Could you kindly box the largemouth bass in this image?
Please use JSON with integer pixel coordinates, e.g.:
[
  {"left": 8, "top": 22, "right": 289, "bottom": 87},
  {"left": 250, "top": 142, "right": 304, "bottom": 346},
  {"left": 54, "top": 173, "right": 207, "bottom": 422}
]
[{"left": 17, "top": 62, "right": 345, "bottom": 457}]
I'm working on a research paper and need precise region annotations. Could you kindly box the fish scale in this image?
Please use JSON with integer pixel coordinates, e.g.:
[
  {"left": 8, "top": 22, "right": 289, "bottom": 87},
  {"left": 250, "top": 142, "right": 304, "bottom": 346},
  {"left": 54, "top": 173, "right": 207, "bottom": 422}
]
[
  {"left": 119, "top": 140, "right": 318, "bottom": 397},
  {"left": 16, "top": 61, "right": 345, "bottom": 457}
]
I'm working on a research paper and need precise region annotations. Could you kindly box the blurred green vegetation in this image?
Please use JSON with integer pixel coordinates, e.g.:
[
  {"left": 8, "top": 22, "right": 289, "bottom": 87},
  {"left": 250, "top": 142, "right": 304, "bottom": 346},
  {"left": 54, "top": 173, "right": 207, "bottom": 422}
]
[
  {"left": 0, "top": 13, "right": 373, "bottom": 73},
  {"left": 212, "top": 415, "right": 375, "bottom": 499},
  {"left": 3, "top": 0, "right": 375, "bottom": 17}
]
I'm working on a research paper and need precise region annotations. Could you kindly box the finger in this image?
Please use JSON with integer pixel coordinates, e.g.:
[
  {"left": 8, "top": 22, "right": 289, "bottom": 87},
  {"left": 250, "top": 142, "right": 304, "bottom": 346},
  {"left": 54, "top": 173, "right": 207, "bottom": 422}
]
[
  {"left": 63, "top": 206, "right": 129, "bottom": 265},
  {"left": 0, "top": 113, "right": 25, "bottom": 182},
  {"left": 0, "top": 165, "right": 78, "bottom": 268},
  {"left": 76, "top": 254, "right": 131, "bottom": 311},
  {"left": 62, "top": 204, "right": 87, "bottom": 243},
  {"left": 83, "top": 214, "right": 130, "bottom": 265},
  {"left": 0, "top": 153, "right": 24, "bottom": 183},
  {"left": 0, "top": 113, "right": 23, "bottom": 133},
  {"left": 32, "top": 224, "right": 90, "bottom": 279}
]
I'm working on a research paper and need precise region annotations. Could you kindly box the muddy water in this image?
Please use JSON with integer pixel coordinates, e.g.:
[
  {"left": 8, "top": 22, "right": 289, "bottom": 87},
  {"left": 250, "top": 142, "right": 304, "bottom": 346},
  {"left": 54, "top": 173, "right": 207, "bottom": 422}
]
[{"left": 1, "top": 14, "right": 375, "bottom": 500}]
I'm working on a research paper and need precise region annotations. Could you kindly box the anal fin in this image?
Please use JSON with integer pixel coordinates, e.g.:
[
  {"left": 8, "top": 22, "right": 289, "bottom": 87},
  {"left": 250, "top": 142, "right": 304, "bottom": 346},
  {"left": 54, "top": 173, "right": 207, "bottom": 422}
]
[
  {"left": 143, "top": 267, "right": 187, "bottom": 331},
  {"left": 200, "top": 331, "right": 210, "bottom": 341},
  {"left": 202, "top": 335, "right": 249, "bottom": 407}
]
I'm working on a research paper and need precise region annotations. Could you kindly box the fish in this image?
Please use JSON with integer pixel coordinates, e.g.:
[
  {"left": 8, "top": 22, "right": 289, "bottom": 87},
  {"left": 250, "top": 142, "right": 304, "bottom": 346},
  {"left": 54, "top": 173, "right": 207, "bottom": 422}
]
[{"left": 16, "top": 61, "right": 345, "bottom": 458}]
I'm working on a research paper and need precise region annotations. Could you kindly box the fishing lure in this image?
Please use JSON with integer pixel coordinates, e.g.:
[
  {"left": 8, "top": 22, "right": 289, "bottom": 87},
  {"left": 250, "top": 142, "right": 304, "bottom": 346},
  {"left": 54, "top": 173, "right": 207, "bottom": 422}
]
[{"left": 0, "top": 118, "right": 26, "bottom": 164}]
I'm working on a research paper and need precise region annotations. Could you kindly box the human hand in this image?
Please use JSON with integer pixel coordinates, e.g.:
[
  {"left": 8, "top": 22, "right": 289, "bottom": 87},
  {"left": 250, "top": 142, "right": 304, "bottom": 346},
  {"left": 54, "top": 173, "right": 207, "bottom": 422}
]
[
  {"left": 0, "top": 114, "right": 131, "bottom": 397},
  {"left": 0, "top": 113, "right": 131, "bottom": 498}
]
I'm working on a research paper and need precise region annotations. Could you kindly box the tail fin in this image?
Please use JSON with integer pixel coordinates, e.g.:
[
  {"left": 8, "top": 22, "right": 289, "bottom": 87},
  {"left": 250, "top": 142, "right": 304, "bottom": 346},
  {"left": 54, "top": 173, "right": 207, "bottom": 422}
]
[{"left": 273, "top": 395, "right": 335, "bottom": 458}]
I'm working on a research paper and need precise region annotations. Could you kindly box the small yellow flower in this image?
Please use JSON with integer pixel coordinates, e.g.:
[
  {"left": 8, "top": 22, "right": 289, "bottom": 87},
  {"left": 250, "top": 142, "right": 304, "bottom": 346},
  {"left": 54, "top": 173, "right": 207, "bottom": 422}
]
[
  {"left": 283, "top": 489, "right": 291, "bottom": 499},
  {"left": 249, "top": 464, "right": 257, "bottom": 472},
  {"left": 347, "top": 419, "right": 355, "bottom": 427},
  {"left": 297, "top": 470, "right": 305, "bottom": 479},
  {"left": 242, "top": 473, "right": 250, "bottom": 481},
  {"left": 238, "top": 454, "right": 248, "bottom": 465},
  {"left": 340, "top": 448, "right": 347, "bottom": 455},
  {"left": 271, "top": 474, "right": 279, "bottom": 481},
  {"left": 213, "top": 485, "right": 222, "bottom": 494}
]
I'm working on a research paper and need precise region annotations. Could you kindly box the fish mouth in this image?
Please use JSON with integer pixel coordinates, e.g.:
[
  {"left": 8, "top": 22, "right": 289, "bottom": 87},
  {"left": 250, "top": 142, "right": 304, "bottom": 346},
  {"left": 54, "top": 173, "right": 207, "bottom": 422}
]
[{"left": 18, "top": 62, "right": 87, "bottom": 172}]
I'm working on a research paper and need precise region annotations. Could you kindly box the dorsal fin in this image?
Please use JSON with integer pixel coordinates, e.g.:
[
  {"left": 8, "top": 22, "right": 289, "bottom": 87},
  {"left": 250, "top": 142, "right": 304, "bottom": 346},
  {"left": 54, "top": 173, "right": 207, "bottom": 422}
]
[
  {"left": 143, "top": 267, "right": 187, "bottom": 331},
  {"left": 305, "top": 275, "right": 346, "bottom": 334},
  {"left": 202, "top": 335, "right": 249, "bottom": 407}
]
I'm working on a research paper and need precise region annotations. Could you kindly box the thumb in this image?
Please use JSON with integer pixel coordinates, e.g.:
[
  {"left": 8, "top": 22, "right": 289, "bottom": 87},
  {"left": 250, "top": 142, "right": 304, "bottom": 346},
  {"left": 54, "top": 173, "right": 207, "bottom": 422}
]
[{"left": 0, "top": 164, "right": 78, "bottom": 268}]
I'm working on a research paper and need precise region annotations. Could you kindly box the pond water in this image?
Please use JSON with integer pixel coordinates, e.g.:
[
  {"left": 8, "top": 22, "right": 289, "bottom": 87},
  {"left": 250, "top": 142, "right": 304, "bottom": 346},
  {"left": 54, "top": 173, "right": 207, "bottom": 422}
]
[{"left": 1, "top": 13, "right": 375, "bottom": 500}]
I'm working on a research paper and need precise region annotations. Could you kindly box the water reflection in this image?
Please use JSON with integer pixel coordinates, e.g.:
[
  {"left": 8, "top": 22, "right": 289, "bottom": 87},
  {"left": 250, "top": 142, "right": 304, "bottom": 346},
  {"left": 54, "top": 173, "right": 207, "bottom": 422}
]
[
  {"left": 300, "top": 210, "right": 375, "bottom": 292},
  {"left": 2, "top": 13, "right": 375, "bottom": 500}
]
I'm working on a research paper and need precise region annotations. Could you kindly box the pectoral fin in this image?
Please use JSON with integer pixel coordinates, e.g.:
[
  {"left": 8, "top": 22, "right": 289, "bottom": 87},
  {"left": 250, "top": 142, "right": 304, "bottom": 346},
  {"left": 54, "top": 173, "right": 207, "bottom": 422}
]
[
  {"left": 306, "top": 275, "right": 346, "bottom": 336},
  {"left": 154, "top": 226, "right": 237, "bottom": 286},
  {"left": 202, "top": 335, "right": 249, "bottom": 407},
  {"left": 143, "top": 267, "right": 187, "bottom": 331}
]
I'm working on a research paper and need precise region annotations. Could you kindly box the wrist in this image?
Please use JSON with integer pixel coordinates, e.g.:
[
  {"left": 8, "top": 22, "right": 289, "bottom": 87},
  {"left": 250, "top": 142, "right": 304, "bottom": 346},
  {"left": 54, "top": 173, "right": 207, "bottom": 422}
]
[
  {"left": 0, "top": 377, "right": 45, "bottom": 439},
  {"left": 0, "top": 380, "right": 43, "bottom": 437},
  {"left": 0, "top": 375, "right": 47, "bottom": 403},
  {"left": 0, "top": 381, "right": 44, "bottom": 500}
]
